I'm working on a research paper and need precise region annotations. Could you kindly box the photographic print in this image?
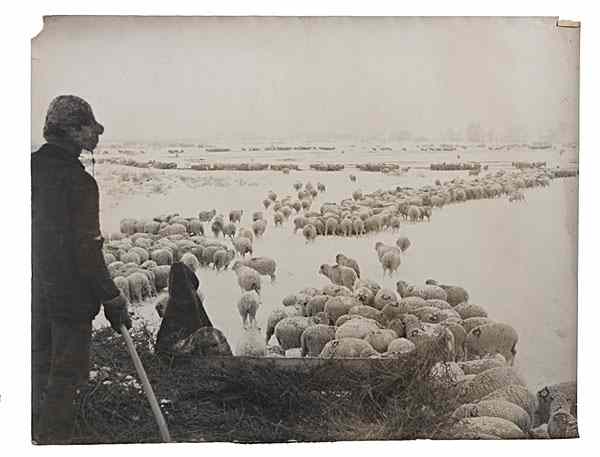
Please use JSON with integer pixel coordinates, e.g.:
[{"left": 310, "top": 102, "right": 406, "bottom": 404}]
[{"left": 31, "top": 16, "right": 579, "bottom": 444}]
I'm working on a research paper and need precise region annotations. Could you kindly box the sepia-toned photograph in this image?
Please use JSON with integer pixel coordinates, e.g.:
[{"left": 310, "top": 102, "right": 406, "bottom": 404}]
[{"left": 31, "top": 15, "right": 579, "bottom": 444}]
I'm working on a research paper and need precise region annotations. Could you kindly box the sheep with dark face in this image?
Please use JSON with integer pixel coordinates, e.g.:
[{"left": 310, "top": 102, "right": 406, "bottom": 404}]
[
  {"left": 252, "top": 219, "right": 267, "bottom": 237},
  {"left": 319, "top": 264, "right": 357, "bottom": 290},
  {"left": 353, "top": 287, "right": 375, "bottom": 307},
  {"left": 273, "top": 211, "right": 284, "bottom": 226},
  {"left": 222, "top": 222, "right": 237, "bottom": 239},
  {"left": 229, "top": 209, "right": 243, "bottom": 223},
  {"left": 396, "top": 236, "right": 411, "bottom": 253},
  {"left": 232, "top": 236, "right": 253, "bottom": 257},
  {"left": 211, "top": 218, "right": 224, "bottom": 238}
]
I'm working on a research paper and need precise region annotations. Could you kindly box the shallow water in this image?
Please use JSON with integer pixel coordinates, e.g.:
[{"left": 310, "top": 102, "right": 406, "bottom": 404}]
[{"left": 92, "top": 151, "right": 578, "bottom": 391}]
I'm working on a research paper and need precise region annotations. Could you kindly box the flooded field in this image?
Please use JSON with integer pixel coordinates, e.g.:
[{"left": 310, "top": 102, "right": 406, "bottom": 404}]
[{"left": 88, "top": 144, "right": 578, "bottom": 391}]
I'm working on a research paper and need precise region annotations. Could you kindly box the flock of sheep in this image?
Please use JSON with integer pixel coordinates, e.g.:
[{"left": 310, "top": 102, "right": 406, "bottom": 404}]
[
  {"left": 100, "top": 165, "right": 576, "bottom": 439},
  {"left": 233, "top": 266, "right": 577, "bottom": 439}
]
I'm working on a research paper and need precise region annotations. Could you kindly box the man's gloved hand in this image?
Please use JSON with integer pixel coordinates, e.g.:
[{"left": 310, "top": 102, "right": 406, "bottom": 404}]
[{"left": 103, "top": 292, "right": 132, "bottom": 332}]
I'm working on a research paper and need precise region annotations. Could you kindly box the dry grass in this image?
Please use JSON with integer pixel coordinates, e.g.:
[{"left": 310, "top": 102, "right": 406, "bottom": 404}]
[{"left": 72, "top": 324, "right": 460, "bottom": 444}]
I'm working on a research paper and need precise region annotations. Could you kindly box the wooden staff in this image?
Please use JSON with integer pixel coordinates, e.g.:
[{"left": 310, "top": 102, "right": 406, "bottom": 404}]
[{"left": 120, "top": 325, "right": 172, "bottom": 442}]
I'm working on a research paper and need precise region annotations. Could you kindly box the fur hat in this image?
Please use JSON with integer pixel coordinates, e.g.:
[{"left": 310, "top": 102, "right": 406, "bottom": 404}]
[{"left": 43, "top": 95, "right": 104, "bottom": 139}]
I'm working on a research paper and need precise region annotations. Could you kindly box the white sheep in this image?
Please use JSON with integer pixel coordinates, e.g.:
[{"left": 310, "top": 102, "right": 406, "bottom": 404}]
[
  {"left": 479, "top": 385, "right": 538, "bottom": 423},
  {"left": 373, "top": 288, "right": 399, "bottom": 311},
  {"left": 274, "top": 316, "right": 314, "bottom": 351},
  {"left": 235, "top": 323, "right": 266, "bottom": 357},
  {"left": 455, "top": 303, "right": 488, "bottom": 320},
  {"left": 374, "top": 241, "right": 400, "bottom": 260},
  {"left": 321, "top": 284, "right": 353, "bottom": 297},
  {"left": 386, "top": 338, "right": 416, "bottom": 355},
  {"left": 265, "top": 306, "right": 303, "bottom": 343},
  {"left": 231, "top": 261, "right": 261, "bottom": 295},
  {"left": 335, "top": 318, "right": 381, "bottom": 339},
  {"left": 300, "top": 324, "right": 336, "bottom": 357},
  {"left": 237, "top": 291, "right": 261, "bottom": 327},
  {"left": 460, "top": 366, "right": 527, "bottom": 404},
  {"left": 320, "top": 338, "right": 377, "bottom": 358},
  {"left": 238, "top": 227, "right": 254, "bottom": 243},
  {"left": 452, "top": 400, "right": 531, "bottom": 433},
  {"left": 305, "top": 294, "right": 330, "bottom": 316},
  {"left": 461, "top": 317, "right": 493, "bottom": 334},
  {"left": 447, "top": 417, "right": 525, "bottom": 439},
  {"left": 335, "top": 253, "right": 360, "bottom": 278},
  {"left": 319, "top": 264, "right": 357, "bottom": 290},
  {"left": 348, "top": 305, "right": 383, "bottom": 323},
  {"left": 380, "top": 250, "right": 401, "bottom": 276},
  {"left": 180, "top": 251, "right": 200, "bottom": 273},
  {"left": 113, "top": 276, "right": 131, "bottom": 302},
  {"left": 239, "top": 256, "right": 277, "bottom": 281},
  {"left": 213, "top": 248, "right": 235, "bottom": 271},
  {"left": 324, "top": 295, "right": 360, "bottom": 324},
  {"left": 364, "top": 329, "right": 397, "bottom": 353},
  {"left": 353, "top": 287, "right": 375, "bottom": 307},
  {"left": 464, "top": 322, "right": 518, "bottom": 365}
]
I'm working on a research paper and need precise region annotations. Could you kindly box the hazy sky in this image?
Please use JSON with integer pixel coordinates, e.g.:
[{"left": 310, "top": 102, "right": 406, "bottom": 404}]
[{"left": 31, "top": 16, "right": 579, "bottom": 143}]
